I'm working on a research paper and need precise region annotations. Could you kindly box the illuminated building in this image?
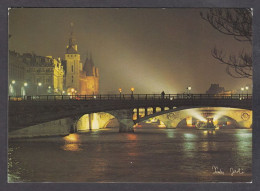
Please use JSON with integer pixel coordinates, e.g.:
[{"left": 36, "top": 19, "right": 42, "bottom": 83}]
[
  {"left": 64, "top": 24, "right": 99, "bottom": 95},
  {"left": 8, "top": 51, "right": 26, "bottom": 96},
  {"left": 8, "top": 51, "right": 65, "bottom": 95}
]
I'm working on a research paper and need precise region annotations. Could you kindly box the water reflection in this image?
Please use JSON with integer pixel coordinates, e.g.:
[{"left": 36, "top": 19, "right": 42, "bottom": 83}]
[
  {"left": 165, "top": 129, "right": 174, "bottom": 139},
  {"left": 127, "top": 133, "right": 137, "bottom": 140},
  {"left": 62, "top": 134, "right": 82, "bottom": 151},
  {"left": 8, "top": 128, "right": 252, "bottom": 182}
]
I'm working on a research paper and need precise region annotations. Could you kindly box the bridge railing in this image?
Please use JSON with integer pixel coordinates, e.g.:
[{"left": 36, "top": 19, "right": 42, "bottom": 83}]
[{"left": 8, "top": 94, "right": 252, "bottom": 101}]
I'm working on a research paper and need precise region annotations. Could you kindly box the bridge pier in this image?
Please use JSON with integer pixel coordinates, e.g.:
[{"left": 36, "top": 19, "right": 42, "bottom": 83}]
[{"left": 109, "top": 110, "right": 134, "bottom": 133}]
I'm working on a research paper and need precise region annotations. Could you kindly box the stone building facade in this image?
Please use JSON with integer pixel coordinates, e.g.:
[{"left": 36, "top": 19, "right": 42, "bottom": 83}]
[
  {"left": 9, "top": 51, "right": 64, "bottom": 96},
  {"left": 9, "top": 27, "right": 99, "bottom": 96},
  {"left": 64, "top": 30, "right": 99, "bottom": 95}
]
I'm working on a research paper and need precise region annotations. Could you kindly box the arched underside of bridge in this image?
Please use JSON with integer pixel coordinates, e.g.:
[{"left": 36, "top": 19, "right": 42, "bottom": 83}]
[
  {"left": 8, "top": 104, "right": 252, "bottom": 138},
  {"left": 135, "top": 106, "right": 252, "bottom": 129}
]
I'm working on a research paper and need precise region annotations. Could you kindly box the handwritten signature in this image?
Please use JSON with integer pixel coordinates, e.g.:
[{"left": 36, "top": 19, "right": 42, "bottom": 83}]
[{"left": 212, "top": 165, "right": 244, "bottom": 176}]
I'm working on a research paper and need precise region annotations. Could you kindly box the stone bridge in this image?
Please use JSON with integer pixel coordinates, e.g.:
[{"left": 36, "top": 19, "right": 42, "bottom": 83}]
[{"left": 8, "top": 94, "right": 252, "bottom": 137}]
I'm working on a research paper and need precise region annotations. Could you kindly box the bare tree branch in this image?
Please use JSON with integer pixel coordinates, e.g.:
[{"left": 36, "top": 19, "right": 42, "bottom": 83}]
[{"left": 201, "top": 8, "right": 252, "bottom": 78}]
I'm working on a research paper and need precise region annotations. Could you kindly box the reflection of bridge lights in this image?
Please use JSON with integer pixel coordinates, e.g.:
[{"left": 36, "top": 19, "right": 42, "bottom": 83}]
[
  {"left": 62, "top": 134, "right": 82, "bottom": 151},
  {"left": 184, "top": 133, "right": 196, "bottom": 139},
  {"left": 127, "top": 134, "right": 137, "bottom": 140},
  {"left": 64, "top": 134, "right": 79, "bottom": 142}
]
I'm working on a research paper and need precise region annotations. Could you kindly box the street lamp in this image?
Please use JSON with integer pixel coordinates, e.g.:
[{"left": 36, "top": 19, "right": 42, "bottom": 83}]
[
  {"left": 37, "top": 82, "right": 42, "bottom": 95},
  {"left": 23, "top": 82, "right": 28, "bottom": 96},
  {"left": 241, "top": 87, "right": 244, "bottom": 94},
  {"left": 187, "top": 86, "right": 191, "bottom": 94},
  {"left": 118, "top": 88, "right": 122, "bottom": 98},
  {"left": 131, "top": 87, "right": 134, "bottom": 99},
  {"left": 11, "top": 80, "right": 16, "bottom": 96},
  {"left": 245, "top": 86, "right": 249, "bottom": 94}
]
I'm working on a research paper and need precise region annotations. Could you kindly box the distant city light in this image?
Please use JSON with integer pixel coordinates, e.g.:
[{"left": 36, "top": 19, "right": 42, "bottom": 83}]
[
  {"left": 188, "top": 86, "right": 191, "bottom": 90},
  {"left": 12, "top": 80, "right": 15, "bottom": 84},
  {"left": 24, "top": 82, "right": 28, "bottom": 87},
  {"left": 245, "top": 86, "right": 249, "bottom": 90},
  {"left": 38, "top": 82, "right": 42, "bottom": 86}
]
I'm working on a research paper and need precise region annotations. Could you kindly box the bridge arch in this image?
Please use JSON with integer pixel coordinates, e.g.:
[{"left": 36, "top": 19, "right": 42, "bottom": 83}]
[
  {"left": 76, "top": 112, "right": 117, "bottom": 131},
  {"left": 136, "top": 107, "right": 252, "bottom": 129}
]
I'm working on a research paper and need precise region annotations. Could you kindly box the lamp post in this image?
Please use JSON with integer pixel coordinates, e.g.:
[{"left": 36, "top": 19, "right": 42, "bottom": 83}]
[
  {"left": 241, "top": 87, "right": 244, "bottom": 98},
  {"left": 118, "top": 88, "right": 122, "bottom": 99},
  {"left": 131, "top": 87, "right": 134, "bottom": 99},
  {"left": 37, "top": 82, "right": 42, "bottom": 95},
  {"left": 11, "top": 80, "right": 16, "bottom": 96},
  {"left": 245, "top": 86, "right": 249, "bottom": 95},
  {"left": 23, "top": 82, "right": 28, "bottom": 96},
  {"left": 48, "top": 86, "right": 52, "bottom": 94},
  {"left": 187, "top": 86, "right": 191, "bottom": 94}
]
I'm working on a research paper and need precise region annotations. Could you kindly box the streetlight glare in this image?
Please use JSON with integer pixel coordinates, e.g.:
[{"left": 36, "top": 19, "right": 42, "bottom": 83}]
[
  {"left": 118, "top": 88, "right": 122, "bottom": 93},
  {"left": 131, "top": 87, "right": 135, "bottom": 92},
  {"left": 38, "top": 82, "right": 42, "bottom": 86},
  {"left": 241, "top": 87, "right": 244, "bottom": 91},
  {"left": 245, "top": 86, "right": 249, "bottom": 90},
  {"left": 24, "top": 82, "right": 28, "bottom": 87},
  {"left": 188, "top": 86, "right": 191, "bottom": 90},
  {"left": 12, "top": 80, "right": 16, "bottom": 84}
]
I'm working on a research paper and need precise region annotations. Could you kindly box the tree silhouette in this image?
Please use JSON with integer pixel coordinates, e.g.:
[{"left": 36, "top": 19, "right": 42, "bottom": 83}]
[{"left": 201, "top": 8, "right": 252, "bottom": 78}]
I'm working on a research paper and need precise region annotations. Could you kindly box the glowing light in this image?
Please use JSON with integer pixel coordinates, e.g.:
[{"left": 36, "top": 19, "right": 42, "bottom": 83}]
[
  {"left": 71, "top": 88, "right": 75, "bottom": 92},
  {"left": 212, "top": 110, "right": 226, "bottom": 124},
  {"left": 48, "top": 86, "right": 51, "bottom": 89},
  {"left": 38, "top": 82, "right": 42, "bottom": 86},
  {"left": 186, "top": 116, "right": 193, "bottom": 127},
  {"left": 241, "top": 87, "right": 244, "bottom": 91},
  {"left": 24, "top": 82, "right": 28, "bottom": 87},
  {"left": 118, "top": 88, "right": 122, "bottom": 93},
  {"left": 187, "top": 109, "right": 207, "bottom": 122},
  {"left": 245, "top": 86, "right": 249, "bottom": 90},
  {"left": 131, "top": 87, "right": 135, "bottom": 92},
  {"left": 188, "top": 86, "right": 191, "bottom": 90},
  {"left": 91, "top": 113, "right": 100, "bottom": 129},
  {"left": 12, "top": 80, "right": 15, "bottom": 84}
]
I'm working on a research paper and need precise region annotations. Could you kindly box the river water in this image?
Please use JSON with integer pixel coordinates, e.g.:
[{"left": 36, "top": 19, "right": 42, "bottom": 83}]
[{"left": 8, "top": 128, "right": 252, "bottom": 182}]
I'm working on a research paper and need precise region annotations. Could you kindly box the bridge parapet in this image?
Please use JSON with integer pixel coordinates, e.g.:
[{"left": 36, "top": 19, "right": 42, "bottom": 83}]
[{"left": 9, "top": 93, "right": 252, "bottom": 101}]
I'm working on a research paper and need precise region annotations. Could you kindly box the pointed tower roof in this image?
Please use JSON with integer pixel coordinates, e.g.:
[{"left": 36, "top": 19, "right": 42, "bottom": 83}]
[
  {"left": 66, "top": 22, "right": 78, "bottom": 54},
  {"left": 84, "top": 53, "right": 95, "bottom": 76}
]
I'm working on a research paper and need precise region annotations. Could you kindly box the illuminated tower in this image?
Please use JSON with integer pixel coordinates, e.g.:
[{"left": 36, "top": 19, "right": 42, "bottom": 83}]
[
  {"left": 80, "top": 53, "right": 99, "bottom": 95},
  {"left": 64, "top": 23, "right": 82, "bottom": 94}
]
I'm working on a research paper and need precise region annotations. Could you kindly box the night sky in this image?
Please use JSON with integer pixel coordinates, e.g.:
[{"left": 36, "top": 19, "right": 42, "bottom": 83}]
[{"left": 8, "top": 8, "right": 252, "bottom": 94}]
